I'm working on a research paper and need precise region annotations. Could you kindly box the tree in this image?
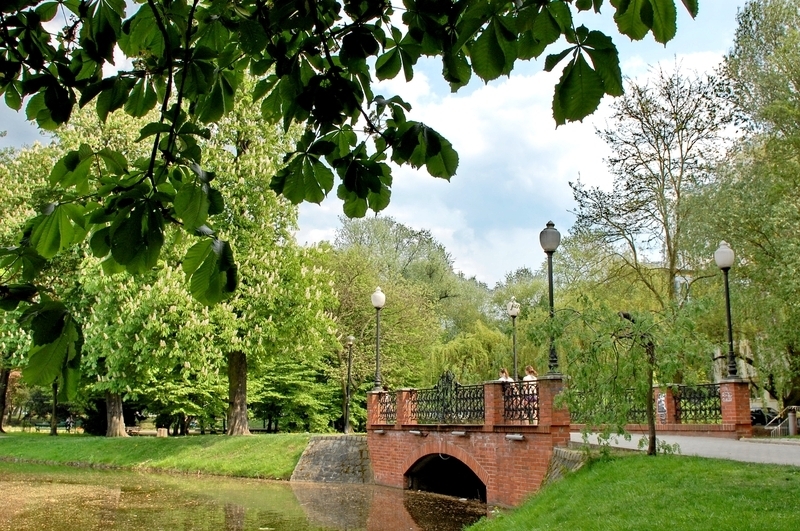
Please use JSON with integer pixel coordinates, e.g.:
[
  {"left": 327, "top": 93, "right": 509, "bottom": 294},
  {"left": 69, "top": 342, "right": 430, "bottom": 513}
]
[
  {"left": 0, "top": 0, "right": 700, "bottom": 380},
  {"left": 571, "top": 66, "right": 732, "bottom": 310},
  {"left": 335, "top": 215, "right": 493, "bottom": 338},
  {"left": 724, "top": 0, "right": 800, "bottom": 134}
]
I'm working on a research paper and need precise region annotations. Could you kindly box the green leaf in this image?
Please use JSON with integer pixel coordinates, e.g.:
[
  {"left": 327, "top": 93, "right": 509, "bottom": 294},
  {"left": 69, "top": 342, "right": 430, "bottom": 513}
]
[
  {"left": 97, "top": 147, "right": 129, "bottom": 175},
  {"left": 376, "top": 49, "right": 402, "bottom": 80},
  {"left": 553, "top": 53, "right": 605, "bottom": 125},
  {"left": 680, "top": 0, "right": 699, "bottom": 18},
  {"left": 175, "top": 182, "right": 210, "bottom": 231},
  {"left": 649, "top": 0, "right": 677, "bottom": 44},
  {"left": 5, "top": 83, "right": 22, "bottom": 110},
  {"left": 23, "top": 314, "right": 80, "bottom": 388},
  {"left": 183, "top": 239, "right": 237, "bottom": 306},
  {"left": 29, "top": 205, "right": 83, "bottom": 259},
  {"left": 337, "top": 185, "right": 368, "bottom": 218},
  {"left": 470, "top": 22, "right": 506, "bottom": 82},
  {"left": 239, "top": 19, "right": 268, "bottom": 55},
  {"left": 96, "top": 77, "right": 135, "bottom": 122},
  {"left": 614, "top": 0, "right": 652, "bottom": 41},
  {"left": 425, "top": 134, "right": 458, "bottom": 179},
  {"left": 124, "top": 78, "right": 157, "bottom": 117},
  {"left": 137, "top": 121, "right": 171, "bottom": 142},
  {"left": 208, "top": 188, "right": 225, "bottom": 216},
  {"left": 89, "top": 227, "right": 111, "bottom": 257},
  {"left": 18, "top": 301, "right": 66, "bottom": 345}
]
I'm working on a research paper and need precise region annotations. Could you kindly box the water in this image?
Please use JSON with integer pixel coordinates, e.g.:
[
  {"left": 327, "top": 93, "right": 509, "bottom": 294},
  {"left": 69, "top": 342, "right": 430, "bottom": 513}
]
[{"left": 0, "top": 462, "right": 488, "bottom": 531}]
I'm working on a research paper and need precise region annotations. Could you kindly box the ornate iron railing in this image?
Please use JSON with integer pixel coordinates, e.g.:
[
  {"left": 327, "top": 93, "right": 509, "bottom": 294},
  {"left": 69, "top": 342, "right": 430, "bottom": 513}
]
[
  {"left": 568, "top": 389, "right": 651, "bottom": 424},
  {"left": 502, "top": 381, "right": 539, "bottom": 423},
  {"left": 673, "top": 384, "right": 722, "bottom": 424},
  {"left": 408, "top": 372, "right": 484, "bottom": 424},
  {"left": 377, "top": 391, "right": 397, "bottom": 424}
]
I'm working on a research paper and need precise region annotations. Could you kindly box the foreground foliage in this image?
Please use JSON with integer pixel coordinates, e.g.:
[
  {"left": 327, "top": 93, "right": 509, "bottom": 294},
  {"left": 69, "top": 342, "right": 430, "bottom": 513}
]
[
  {"left": 469, "top": 454, "right": 800, "bottom": 531},
  {"left": 0, "top": 0, "right": 699, "bottom": 393}
]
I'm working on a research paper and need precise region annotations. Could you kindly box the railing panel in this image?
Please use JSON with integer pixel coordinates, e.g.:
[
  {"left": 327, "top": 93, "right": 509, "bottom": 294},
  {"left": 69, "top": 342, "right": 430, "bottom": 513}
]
[
  {"left": 503, "top": 381, "right": 539, "bottom": 423},
  {"left": 377, "top": 391, "right": 397, "bottom": 424},
  {"left": 407, "top": 372, "right": 484, "bottom": 424},
  {"left": 673, "top": 384, "right": 722, "bottom": 424}
]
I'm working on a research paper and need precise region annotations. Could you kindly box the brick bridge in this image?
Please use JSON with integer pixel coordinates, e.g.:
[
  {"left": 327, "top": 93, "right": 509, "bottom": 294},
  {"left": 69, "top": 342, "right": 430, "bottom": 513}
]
[{"left": 366, "top": 373, "right": 751, "bottom": 507}]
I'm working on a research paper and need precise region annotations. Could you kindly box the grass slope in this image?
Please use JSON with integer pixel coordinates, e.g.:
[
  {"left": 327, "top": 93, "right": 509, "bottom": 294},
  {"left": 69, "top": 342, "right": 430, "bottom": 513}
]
[
  {"left": 469, "top": 454, "right": 800, "bottom": 531},
  {"left": 0, "top": 432, "right": 310, "bottom": 479}
]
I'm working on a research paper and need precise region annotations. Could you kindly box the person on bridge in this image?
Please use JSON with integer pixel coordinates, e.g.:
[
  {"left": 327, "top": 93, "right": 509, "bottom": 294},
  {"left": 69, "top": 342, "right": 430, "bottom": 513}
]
[
  {"left": 498, "top": 368, "right": 514, "bottom": 382},
  {"left": 523, "top": 366, "right": 538, "bottom": 381}
]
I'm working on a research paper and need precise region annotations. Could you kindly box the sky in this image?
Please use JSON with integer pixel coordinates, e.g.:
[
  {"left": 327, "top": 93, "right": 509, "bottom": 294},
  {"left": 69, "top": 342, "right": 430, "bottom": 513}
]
[{"left": 0, "top": 1, "right": 749, "bottom": 287}]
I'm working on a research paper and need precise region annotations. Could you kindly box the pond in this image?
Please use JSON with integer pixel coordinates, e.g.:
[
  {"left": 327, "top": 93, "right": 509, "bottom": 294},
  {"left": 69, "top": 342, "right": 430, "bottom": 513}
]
[{"left": 0, "top": 462, "right": 489, "bottom": 531}]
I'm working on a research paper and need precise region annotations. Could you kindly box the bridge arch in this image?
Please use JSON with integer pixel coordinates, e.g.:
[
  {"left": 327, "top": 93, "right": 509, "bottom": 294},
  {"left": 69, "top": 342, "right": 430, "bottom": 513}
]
[{"left": 402, "top": 441, "right": 489, "bottom": 502}]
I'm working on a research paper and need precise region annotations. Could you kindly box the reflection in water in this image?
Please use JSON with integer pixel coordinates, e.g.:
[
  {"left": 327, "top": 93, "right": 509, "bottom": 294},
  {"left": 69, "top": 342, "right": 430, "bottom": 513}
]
[{"left": 0, "top": 463, "right": 488, "bottom": 531}]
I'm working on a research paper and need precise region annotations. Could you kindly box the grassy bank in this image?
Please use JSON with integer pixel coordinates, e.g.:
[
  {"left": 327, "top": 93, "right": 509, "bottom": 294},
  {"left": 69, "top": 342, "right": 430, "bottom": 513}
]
[
  {"left": 0, "top": 432, "right": 310, "bottom": 479},
  {"left": 468, "top": 454, "right": 800, "bottom": 531}
]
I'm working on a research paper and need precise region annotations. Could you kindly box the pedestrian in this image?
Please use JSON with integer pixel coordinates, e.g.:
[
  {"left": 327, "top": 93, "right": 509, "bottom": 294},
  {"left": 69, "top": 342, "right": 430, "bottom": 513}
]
[
  {"left": 498, "top": 367, "right": 514, "bottom": 382},
  {"left": 523, "top": 365, "right": 538, "bottom": 381}
]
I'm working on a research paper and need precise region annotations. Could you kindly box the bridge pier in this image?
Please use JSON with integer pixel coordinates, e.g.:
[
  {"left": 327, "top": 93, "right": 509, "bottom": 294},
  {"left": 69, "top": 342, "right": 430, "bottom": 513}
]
[{"left": 367, "top": 375, "right": 571, "bottom": 507}]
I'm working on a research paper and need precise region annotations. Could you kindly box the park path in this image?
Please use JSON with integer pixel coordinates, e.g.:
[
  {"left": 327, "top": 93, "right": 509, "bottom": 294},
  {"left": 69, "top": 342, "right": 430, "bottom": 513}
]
[{"left": 570, "top": 432, "right": 800, "bottom": 467}]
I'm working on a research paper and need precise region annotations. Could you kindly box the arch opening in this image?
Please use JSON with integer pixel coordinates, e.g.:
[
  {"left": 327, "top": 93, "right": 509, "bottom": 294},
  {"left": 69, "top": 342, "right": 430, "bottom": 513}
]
[{"left": 405, "top": 454, "right": 486, "bottom": 502}]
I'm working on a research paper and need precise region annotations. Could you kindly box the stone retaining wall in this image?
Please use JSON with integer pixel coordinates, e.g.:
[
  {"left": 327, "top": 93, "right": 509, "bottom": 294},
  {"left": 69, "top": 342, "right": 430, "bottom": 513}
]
[{"left": 290, "top": 435, "right": 373, "bottom": 483}]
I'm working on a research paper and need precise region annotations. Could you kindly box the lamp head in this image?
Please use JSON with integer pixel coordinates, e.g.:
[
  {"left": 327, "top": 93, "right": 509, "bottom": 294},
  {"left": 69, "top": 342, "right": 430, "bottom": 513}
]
[
  {"left": 539, "top": 221, "right": 561, "bottom": 253},
  {"left": 346, "top": 335, "right": 355, "bottom": 346},
  {"left": 506, "top": 296, "right": 521, "bottom": 317},
  {"left": 371, "top": 287, "right": 386, "bottom": 309},
  {"left": 714, "top": 241, "right": 734, "bottom": 270}
]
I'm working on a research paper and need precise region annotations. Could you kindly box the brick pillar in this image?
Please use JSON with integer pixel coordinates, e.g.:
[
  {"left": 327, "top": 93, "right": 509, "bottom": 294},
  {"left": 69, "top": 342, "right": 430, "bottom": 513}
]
[
  {"left": 720, "top": 379, "right": 752, "bottom": 438},
  {"left": 538, "top": 375, "right": 570, "bottom": 446},
  {"left": 396, "top": 389, "right": 415, "bottom": 426},
  {"left": 658, "top": 386, "right": 678, "bottom": 424},
  {"left": 483, "top": 381, "right": 504, "bottom": 430},
  {"left": 366, "top": 391, "right": 379, "bottom": 430}
]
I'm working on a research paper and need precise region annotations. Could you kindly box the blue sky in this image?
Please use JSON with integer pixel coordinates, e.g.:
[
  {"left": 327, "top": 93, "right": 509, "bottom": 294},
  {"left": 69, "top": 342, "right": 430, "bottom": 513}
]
[{"left": 1, "top": 1, "right": 748, "bottom": 286}]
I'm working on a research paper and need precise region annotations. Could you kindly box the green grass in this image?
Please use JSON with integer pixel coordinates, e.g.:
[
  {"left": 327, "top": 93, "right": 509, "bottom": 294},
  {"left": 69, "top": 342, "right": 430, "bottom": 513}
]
[
  {"left": 0, "top": 432, "right": 310, "bottom": 479},
  {"left": 469, "top": 454, "right": 800, "bottom": 531}
]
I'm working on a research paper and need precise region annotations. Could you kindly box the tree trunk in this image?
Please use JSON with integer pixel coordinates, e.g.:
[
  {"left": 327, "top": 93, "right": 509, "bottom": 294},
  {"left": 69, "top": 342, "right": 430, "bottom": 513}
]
[
  {"left": 106, "top": 391, "right": 129, "bottom": 437},
  {"left": 50, "top": 382, "right": 58, "bottom": 436},
  {"left": 646, "top": 341, "right": 657, "bottom": 456},
  {"left": 227, "top": 350, "right": 251, "bottom": 435},
  {"left": 0, "top": 367, "right": 10, "bottom": 433}
]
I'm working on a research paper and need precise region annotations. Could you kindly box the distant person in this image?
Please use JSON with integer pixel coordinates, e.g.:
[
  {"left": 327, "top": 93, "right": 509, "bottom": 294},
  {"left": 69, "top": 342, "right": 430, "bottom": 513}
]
[
  {"left": 498, "top": 368, "right": 513, "bottom": 382},
  {"left": 65, "top": 415, "right": 74, "bottom": 433},
  {"left": 523, "top": 365, "right": 538, "bottom": 381}
]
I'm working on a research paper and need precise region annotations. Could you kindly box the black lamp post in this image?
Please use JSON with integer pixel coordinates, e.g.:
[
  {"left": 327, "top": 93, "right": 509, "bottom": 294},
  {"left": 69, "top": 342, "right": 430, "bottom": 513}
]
[
  {"left": 540, "top": 221, "right": 561, "bottom": 373},
  {"left": 506, "top": 296, "right": 521, "bottom": 380},
  {"left": 344, "top": 335, "right": 355, "bottom": 434},
  {"left": 371, "top": 287, "right": 386, "bottom": 391},
  {"left": 714, "top": 241, "right": 738, "bottom": 378}
]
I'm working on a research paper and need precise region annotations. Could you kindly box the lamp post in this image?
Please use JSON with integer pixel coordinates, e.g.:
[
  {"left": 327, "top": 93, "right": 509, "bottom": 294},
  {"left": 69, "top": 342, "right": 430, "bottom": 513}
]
[
  {"left": 540, "top": 221, "right": 561, "bottom": 373},
  {"left": 371, "top": 287, "right": 386, "bottom": 391},
  {"left": 344, "top": 335, "right": 355, "bottom": 434},
  {"left": 714, "top": 241, "right": 738, "bottom": 378},
  {"left": 506, "top": 296, "right": 521, "bottom": 380}
]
